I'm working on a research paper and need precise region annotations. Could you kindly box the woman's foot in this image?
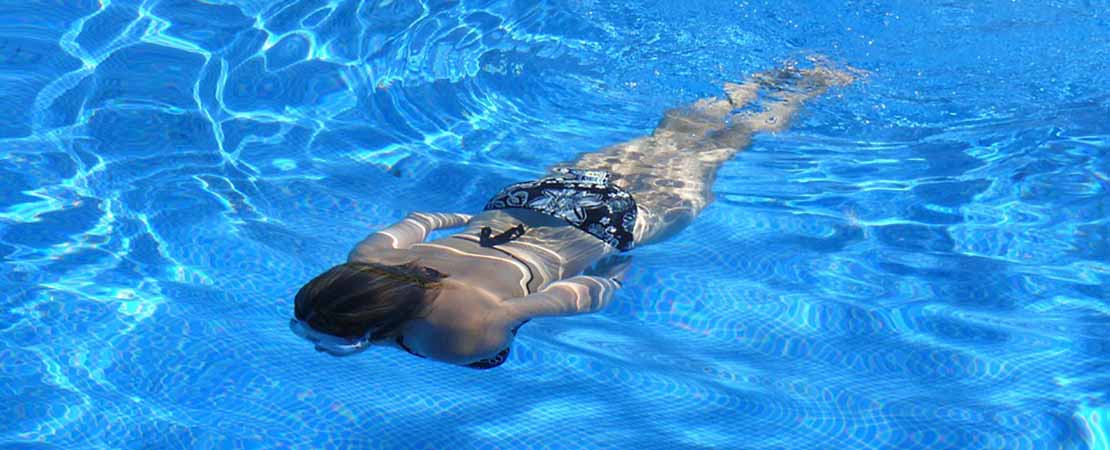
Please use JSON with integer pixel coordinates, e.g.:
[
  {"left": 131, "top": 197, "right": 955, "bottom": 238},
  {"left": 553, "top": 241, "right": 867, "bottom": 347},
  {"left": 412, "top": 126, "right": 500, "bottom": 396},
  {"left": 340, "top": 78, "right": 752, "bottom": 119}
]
[{"left": 725, "top": 58, "right": 857, "bottom": 132}]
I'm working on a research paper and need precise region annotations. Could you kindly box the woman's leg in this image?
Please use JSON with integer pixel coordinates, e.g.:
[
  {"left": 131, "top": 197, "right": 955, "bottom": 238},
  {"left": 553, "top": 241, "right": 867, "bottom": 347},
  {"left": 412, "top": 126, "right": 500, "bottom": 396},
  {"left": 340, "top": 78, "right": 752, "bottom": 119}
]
[{"left": 554, "top": 61, "right": 856, "bottom": 246}]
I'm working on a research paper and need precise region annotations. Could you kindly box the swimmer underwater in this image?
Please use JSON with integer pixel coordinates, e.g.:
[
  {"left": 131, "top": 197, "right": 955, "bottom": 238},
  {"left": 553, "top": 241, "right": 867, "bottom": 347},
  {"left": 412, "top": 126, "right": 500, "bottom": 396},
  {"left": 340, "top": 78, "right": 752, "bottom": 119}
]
[{"left": 290, "top": 60, "right": 856, "bottom": 369}]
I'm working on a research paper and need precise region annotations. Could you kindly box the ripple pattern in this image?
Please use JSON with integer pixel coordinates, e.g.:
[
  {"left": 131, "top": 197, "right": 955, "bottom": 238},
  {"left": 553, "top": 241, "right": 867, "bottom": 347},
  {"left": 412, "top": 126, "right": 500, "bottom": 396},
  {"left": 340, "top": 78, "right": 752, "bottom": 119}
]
[{"left": 1, "top": 0, "right": 1108, "bottom": 449}]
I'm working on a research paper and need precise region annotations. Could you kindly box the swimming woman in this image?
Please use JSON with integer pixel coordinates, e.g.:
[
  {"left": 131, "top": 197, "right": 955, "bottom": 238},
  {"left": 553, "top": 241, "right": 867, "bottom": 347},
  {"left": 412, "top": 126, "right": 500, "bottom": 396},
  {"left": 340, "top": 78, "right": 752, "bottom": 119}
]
[{"left": 290, "top": 60, "right": 855, "bottom": 369}]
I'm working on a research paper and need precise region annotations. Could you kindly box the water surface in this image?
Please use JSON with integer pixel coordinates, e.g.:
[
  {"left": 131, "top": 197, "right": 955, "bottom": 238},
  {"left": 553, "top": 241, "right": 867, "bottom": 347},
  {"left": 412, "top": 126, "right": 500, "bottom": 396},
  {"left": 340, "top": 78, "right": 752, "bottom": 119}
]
[{"left": 1, "top": 1, "right": 1107, "bottom": 448}]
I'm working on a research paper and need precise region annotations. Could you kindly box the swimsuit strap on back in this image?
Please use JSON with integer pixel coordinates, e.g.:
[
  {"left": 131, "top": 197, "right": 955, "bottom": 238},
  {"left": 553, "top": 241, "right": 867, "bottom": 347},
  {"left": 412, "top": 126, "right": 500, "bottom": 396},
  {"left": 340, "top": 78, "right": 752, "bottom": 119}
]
[
  {"left": 479, "top": 224, "right": 526, "bottom": 247},
  {"left": 452, "top": 226, "right": 536, "bottom": 296}
]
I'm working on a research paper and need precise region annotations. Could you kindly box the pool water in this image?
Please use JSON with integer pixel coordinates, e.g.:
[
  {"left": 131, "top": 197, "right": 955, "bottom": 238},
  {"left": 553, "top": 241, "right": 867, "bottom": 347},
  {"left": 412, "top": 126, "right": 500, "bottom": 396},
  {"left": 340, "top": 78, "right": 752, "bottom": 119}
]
[{"left": 1, "top": 0, "right": 1108, "bottom": 448}]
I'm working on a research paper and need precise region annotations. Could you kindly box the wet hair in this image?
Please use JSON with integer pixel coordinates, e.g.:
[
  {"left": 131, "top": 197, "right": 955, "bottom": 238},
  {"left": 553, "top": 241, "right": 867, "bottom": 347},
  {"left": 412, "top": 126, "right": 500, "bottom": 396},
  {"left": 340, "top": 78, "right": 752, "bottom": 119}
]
[{"left": 293, "top": 261, "right": 448, "bottom": 341}]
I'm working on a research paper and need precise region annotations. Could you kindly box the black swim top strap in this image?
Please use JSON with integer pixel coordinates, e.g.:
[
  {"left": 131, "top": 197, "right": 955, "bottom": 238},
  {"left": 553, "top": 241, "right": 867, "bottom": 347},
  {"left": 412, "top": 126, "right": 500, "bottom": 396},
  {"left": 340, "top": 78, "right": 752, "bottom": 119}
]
[
  {"left": 458, "top": 224, "right": 534, "bottom": 295},
  {"left": 479, "top": 224, "right": 525, "bottom": 247},
  {"left": 395, "top": 335, "right": 426, "bottom": 359}
]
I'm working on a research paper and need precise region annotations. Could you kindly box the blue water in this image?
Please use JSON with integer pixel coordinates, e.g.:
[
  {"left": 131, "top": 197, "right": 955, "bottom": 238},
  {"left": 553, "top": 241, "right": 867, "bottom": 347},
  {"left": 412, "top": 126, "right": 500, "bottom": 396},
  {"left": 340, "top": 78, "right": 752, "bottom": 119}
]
[{"left": 1, "top": 0, "right": 1108, "bottom": 448}]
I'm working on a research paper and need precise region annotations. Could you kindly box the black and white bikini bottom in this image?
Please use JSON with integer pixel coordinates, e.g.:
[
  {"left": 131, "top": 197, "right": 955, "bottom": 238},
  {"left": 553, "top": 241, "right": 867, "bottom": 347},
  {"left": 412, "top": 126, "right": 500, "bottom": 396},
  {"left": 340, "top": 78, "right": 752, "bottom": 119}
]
[{"left": 483, "top": 167, "right": 638, "bottom": 252}]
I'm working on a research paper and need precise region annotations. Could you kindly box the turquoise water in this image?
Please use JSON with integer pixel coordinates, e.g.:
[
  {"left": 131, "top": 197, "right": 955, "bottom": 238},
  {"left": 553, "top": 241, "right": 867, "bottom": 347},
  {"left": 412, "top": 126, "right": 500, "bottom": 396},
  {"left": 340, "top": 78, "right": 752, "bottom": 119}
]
[{"left": 1, "top": 0, "right": 1108, "bottom": 448}]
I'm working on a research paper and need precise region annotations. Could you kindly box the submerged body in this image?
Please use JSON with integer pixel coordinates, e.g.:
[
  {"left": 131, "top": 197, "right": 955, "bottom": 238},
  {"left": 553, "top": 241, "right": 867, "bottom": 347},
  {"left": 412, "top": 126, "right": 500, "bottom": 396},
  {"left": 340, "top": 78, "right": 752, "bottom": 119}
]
[{"left": 308, "top": 62, "right": 856, "bottom": 367}]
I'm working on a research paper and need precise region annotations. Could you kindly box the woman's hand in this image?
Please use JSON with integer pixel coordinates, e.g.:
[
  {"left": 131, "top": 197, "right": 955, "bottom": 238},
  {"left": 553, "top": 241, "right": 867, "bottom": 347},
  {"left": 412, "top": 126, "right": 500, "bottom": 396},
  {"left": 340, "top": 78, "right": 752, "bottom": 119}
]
[
  {"left": 407, "top": 212, "right": 472, "bottom": 229},
  {"left": 349, "top": 212, "right": 473, "bottom": 259},
  {"left": 584, "top": 255, "right": 633, "bottom": 286},
  {"left": 504, "top": 255, "right": 633, "bottom": 319}
]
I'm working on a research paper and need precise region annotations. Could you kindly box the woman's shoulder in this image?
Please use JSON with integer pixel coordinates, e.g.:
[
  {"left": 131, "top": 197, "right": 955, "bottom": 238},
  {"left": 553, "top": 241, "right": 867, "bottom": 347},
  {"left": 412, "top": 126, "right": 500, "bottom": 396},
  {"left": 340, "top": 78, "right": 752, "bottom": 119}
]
[{"left": 412, "top": 282, "right": 515, "bottom": 363}]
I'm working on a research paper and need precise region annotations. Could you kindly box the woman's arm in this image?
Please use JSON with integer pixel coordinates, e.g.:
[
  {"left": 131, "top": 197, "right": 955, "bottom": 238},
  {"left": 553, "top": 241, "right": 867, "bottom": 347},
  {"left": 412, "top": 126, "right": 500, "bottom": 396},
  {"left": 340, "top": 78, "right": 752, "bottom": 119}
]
[
  {"left": 500, "top": 275, "right": 624, "bottom": 320},
  {"left": 348, "top": 212, "right": 471, "bottom": 261}
]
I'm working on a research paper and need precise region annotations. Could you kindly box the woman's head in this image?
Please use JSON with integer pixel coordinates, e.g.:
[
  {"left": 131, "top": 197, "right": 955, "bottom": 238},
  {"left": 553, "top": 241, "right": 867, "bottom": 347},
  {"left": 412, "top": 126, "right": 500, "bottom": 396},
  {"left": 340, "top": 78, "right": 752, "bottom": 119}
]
[{"left": 293, "top": 261, "right": 448, "bottom": 343}]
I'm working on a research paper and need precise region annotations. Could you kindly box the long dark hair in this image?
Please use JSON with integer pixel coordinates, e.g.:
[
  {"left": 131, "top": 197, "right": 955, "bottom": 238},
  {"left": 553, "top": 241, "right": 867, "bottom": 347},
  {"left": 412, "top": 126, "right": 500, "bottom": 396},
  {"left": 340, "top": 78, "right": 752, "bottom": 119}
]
[{"left": 293, "top": 261, "right": 448, "bottom": 341}]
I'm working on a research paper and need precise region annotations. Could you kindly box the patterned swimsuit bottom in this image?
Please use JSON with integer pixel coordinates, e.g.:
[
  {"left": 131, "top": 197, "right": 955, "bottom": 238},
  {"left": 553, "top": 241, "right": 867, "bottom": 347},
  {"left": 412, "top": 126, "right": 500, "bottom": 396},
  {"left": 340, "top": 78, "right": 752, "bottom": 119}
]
[{"left": 483, "top": 167, "right": 638, "bottom": 252}]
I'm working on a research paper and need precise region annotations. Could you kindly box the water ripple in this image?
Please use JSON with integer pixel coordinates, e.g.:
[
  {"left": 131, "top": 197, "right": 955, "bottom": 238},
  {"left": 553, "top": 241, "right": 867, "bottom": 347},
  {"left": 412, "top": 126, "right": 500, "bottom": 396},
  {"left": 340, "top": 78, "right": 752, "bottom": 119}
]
[{"left": 1, "top": 0, "right": 1108, "bottom": 448}]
